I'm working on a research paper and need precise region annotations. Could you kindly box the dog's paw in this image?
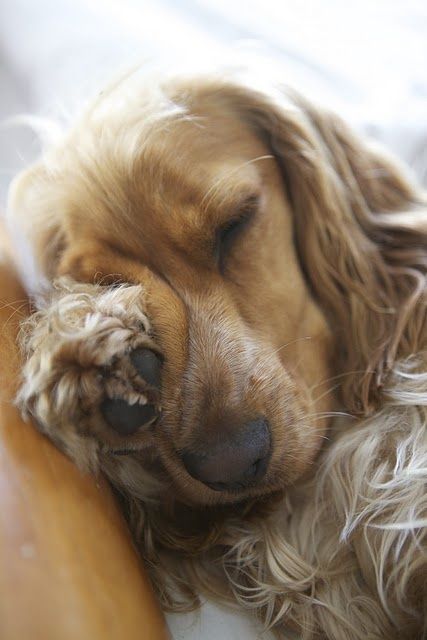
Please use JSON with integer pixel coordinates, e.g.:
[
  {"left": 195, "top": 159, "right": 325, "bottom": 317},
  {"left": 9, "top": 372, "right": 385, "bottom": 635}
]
[
  {"left": 100, "top": 346, "right": 161, "bottom": 435},
  {"left": 17, "top": 278, "right": 162, "bottom": 470}
]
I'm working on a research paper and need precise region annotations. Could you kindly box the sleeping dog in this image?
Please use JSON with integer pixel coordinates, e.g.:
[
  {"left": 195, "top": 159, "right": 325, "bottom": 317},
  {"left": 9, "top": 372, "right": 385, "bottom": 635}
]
[{"left": 10, "top": 71, "right": 427, "bottom": 639}]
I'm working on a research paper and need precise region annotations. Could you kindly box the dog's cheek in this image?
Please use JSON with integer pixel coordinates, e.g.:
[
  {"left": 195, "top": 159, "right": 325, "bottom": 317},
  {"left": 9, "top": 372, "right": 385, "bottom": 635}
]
[{"left": 143, "top": 273, "right": 189, "bottom": 415}]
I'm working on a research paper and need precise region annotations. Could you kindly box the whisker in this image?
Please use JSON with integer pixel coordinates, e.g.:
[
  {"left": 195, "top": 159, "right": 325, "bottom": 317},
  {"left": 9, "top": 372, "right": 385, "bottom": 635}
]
[
  {"left": 327, "top": 413, "right": 352, "bottom": 421},
  {"left": 94, "top": 273, "right": 125, "bottom": 287},
  {"left": 308, "top": 369, "right": 371, "bottom": 394},
  {"left": 269, "top": 336, "right": 312, "bottom": 358},
  {"left": 0, "top": 301, "right": 30, "bottom": 337},
  {"left": 310, "top": 382, "right": 342, "bottom": 405},
  {"left": 0, "top": 299, "right": 28, "bottom": 311},
  {"left": 303, "top": 410, "right": 354, "bottom": 420},
  {"left": 200, "top": 155, "right": 274, "bottom": 211},
  {"left": 254, "top": 336, "right": 312, "bottom": 388}
]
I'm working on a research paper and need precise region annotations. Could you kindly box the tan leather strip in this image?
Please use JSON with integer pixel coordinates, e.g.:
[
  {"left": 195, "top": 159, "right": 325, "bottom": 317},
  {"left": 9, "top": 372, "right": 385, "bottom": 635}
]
[{"left": 0, "top": 223, "right": 170, "bottom": 640}]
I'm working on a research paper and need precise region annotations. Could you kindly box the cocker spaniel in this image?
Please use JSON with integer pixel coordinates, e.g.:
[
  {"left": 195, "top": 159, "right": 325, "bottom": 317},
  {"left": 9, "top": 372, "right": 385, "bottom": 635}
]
[{"left": 8, "top": 71, "right": 427, "bottom": 639}]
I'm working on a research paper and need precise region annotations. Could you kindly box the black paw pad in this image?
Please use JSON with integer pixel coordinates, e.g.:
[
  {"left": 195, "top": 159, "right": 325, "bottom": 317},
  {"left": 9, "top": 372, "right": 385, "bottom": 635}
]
[
  {"left": 101, "top": 398, "right": 157, "bottom": 435},
  {"left": 130, "top": 348, "right": 162, "bottom": 389}
]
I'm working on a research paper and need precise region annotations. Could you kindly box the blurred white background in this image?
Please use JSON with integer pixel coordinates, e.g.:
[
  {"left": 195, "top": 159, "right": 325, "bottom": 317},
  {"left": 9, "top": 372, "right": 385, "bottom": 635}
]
[
  {"left": 1, "top": 0, "right": 426, "bottom": 211},
  {"left": 0, "top": 1, "right": 425, "bottom": 637}
]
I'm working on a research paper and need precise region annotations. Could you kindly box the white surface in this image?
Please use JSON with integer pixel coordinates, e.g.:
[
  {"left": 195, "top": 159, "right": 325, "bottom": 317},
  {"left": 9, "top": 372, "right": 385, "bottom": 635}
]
[
  {"left": 1, "top": 0, "right": 426, "bottom": 209},
  {"left": 167, "top": 601, "right": 282, "bottom": 640},
  {"left": 0, "top": 1, "right": 426, "bottom": 637}
]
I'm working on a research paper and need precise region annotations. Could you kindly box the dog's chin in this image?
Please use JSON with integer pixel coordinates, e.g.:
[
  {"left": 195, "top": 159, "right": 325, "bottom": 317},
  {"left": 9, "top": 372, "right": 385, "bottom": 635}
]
[
  {"left": 176, "top": 476, "right": 280, "bottom": 508},
  {"left": 142, "top": 486, "right": 285, "bottom": 559},
  {"left": 154, "top": 444, "right": 299, "bottom": 508},
  {"left": 165, "top": 476, "right": 284, "bottom": 519}
]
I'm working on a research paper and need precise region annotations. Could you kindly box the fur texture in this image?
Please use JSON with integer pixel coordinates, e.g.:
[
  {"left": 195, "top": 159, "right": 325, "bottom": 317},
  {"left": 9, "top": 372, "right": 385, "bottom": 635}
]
[{"left": 8, "top": 70, "right": 427, "bottom": 639}]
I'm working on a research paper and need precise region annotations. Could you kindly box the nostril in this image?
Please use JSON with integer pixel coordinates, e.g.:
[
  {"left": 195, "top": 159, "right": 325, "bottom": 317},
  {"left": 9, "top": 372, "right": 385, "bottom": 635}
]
[{"left": 181, "top": 417, "right": 271, "bottom": 491}]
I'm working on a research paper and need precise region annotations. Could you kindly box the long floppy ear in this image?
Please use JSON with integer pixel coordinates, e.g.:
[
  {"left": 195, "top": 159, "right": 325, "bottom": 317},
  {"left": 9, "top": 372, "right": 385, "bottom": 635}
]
[{"left": 206, "top": 81, "right": 427, "bottom": 414}]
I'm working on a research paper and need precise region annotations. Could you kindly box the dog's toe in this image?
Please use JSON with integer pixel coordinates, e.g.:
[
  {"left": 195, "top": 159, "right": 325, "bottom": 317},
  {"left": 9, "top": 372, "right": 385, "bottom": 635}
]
[
  {"left": 99, "top": 345, "right": 162, "bottom": 440},
  {"left": 130, "top": 347, "right": 162, "bottom": 389},
  {"left": 101, "top": 398, "right": 158, "bottom": 435}
]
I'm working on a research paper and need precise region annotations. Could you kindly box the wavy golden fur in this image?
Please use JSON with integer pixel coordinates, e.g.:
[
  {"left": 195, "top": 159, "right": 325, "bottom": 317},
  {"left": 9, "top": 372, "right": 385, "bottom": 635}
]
[{"left": 8, "top": 71, "right": 427, "bottom": 639}]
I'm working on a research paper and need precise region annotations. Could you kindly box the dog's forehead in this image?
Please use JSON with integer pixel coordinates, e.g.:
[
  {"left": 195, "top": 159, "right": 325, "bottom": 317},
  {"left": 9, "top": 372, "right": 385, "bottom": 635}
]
[
  {"left": 68, "top": 92, "right": 275, "bottom": 265},
  {"left": 135, "top": 109, "right": 267, "bottom": 218}
]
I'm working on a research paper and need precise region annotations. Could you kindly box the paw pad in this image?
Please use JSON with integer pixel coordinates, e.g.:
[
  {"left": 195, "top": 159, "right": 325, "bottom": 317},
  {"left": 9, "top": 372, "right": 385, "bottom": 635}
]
[
  {"left": 100, "top": 347, "right": 162, "bottom": 436},
  {"left": 101, "top": 398, "right": 158, "bottom": 435},
  {"left": 130, "top": 347, "right": 162, "bottom": 389}
]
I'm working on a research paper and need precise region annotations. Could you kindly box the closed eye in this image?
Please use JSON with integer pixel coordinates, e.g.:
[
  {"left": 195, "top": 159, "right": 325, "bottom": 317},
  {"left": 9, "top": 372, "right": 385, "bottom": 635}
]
[{"left": 215, "top": 194, "right": 259, "bottom": 272}]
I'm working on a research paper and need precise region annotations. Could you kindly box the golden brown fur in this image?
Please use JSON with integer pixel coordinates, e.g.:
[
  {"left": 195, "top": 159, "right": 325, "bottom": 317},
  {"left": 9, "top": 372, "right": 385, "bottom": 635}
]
[{"left": 9, "top": 71, "right": 427, "bottom": 638}]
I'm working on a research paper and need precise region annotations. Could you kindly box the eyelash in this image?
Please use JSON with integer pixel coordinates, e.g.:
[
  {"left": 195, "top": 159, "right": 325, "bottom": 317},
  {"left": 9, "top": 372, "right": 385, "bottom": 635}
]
[{"left": 215, "top": 197, "right": 258, "bottom": 271}]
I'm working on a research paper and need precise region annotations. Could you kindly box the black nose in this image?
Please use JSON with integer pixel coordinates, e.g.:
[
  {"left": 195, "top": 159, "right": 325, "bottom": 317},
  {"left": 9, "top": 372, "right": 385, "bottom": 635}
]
[{"left": 181, "top": 418, "right": 271, "bottom": 491}]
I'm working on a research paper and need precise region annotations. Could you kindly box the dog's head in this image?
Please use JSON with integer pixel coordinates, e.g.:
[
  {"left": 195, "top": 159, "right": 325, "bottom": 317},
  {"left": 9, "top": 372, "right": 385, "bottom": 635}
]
[{"left": 10, "top": 74, "right": 427, "bottom": 508}]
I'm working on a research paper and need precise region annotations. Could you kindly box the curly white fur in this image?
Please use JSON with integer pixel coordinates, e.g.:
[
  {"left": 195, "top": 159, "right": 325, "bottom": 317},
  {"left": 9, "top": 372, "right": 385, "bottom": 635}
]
[{"left": 17, "top": 278, "right": 158, "bottom": 469}]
